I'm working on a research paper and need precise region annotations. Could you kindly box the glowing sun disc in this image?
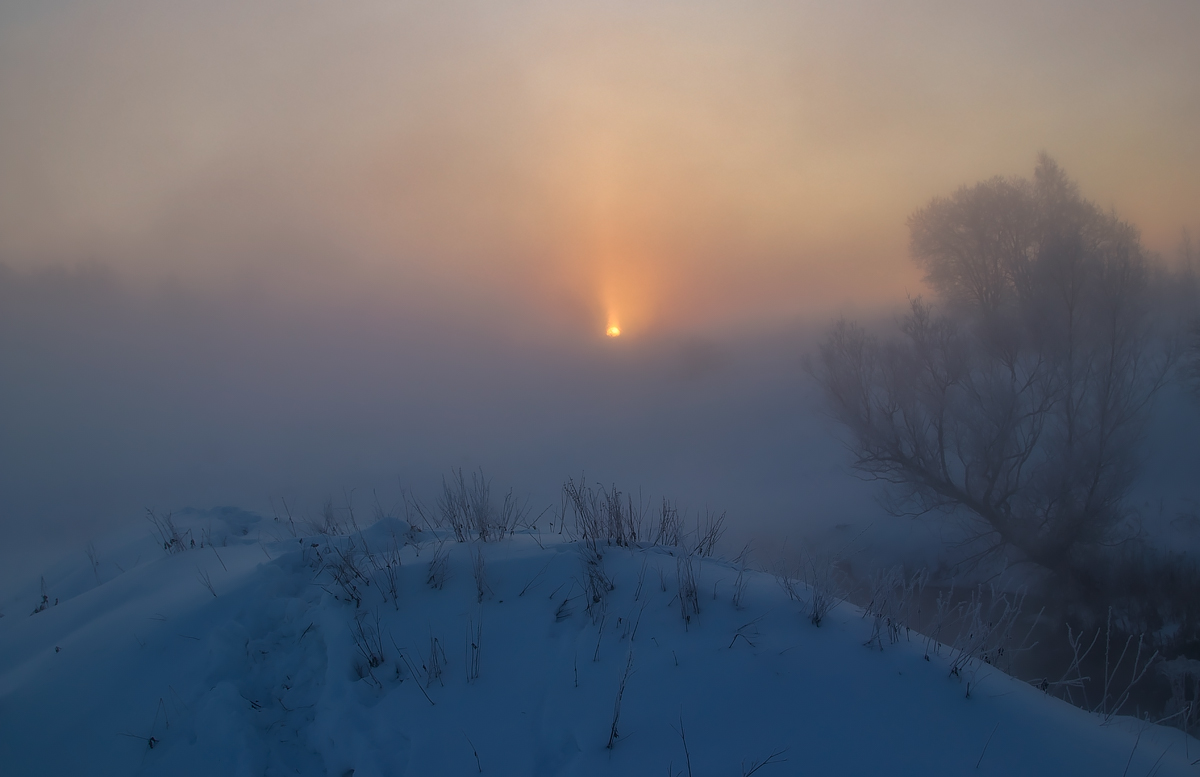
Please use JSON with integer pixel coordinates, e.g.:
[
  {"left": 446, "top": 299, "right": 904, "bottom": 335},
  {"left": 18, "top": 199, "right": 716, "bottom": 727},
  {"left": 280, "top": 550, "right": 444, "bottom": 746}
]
[{"left": 606, "top": 326, "right": 621, "bottom": 337}]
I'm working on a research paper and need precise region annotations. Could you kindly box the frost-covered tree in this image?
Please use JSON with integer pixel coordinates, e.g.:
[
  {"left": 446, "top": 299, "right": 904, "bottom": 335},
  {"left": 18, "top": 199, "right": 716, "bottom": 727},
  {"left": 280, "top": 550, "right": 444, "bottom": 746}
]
[{"left": 814, "top": 155, "right": 1178, "bottom": 575}]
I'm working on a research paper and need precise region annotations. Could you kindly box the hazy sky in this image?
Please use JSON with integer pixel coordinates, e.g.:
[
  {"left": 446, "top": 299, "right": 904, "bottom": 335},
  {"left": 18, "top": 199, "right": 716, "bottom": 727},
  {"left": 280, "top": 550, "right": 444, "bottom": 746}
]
[
  {"left": 3, "top": 1, "right": 1199, "bottom": 586},
  {"left": 2, "top": 0, "right": 1197, "bottom": 334}
]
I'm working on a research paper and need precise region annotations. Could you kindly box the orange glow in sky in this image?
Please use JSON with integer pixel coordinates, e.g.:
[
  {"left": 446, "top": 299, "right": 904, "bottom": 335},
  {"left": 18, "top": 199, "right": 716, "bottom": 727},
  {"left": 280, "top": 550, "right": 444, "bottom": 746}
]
[{"left": 0, "top": 1, "right": 1196, "bottom": 338}]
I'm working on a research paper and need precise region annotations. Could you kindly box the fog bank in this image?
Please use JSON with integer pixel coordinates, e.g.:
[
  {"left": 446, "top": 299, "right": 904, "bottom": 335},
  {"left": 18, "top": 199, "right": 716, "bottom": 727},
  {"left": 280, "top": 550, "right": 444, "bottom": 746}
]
[{"left": 1, "top": 263, "right": 895, "bottom": 588}]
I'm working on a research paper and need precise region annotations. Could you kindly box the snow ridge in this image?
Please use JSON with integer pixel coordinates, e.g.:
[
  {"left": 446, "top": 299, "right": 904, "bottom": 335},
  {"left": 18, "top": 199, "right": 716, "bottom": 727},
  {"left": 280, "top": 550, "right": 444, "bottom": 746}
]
[{"left": 1, "top": 507, "right": 1196, "bottom": 776}]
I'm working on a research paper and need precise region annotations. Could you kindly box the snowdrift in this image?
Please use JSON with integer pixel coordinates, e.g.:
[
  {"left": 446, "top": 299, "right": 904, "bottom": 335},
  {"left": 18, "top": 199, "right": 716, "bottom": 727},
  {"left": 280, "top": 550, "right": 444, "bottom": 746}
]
[{"left": 1, "top": 507, "right": 1196, "bottom": 776}]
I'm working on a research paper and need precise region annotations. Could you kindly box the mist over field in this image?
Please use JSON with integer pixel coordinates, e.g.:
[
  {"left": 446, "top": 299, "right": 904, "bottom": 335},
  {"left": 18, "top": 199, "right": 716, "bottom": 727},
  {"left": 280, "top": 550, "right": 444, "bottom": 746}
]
[
  {"left": 0, "top": 262, "right": 891, "bottom": 588},
  {"left": 4, "top": 257, "right": 1198, "bottom": 593}
]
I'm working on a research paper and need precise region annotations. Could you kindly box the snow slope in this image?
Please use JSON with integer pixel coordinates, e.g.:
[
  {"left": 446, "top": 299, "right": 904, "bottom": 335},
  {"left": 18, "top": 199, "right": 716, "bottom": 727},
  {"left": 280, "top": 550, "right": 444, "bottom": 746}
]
[{"left": 1, "top": 507, "right": 1196, "bottom": 776}]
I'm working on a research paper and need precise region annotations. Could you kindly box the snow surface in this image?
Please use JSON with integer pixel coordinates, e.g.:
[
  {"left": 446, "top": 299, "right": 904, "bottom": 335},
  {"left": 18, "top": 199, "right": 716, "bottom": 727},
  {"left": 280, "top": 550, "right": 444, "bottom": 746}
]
[{"left": 1, "top": 507, "right": 1197, "bottom": 776}]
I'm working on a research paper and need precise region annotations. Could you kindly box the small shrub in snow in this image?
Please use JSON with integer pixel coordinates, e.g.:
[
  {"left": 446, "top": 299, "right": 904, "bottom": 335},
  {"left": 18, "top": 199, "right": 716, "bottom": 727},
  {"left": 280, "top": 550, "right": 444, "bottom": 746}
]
[
  {"left": 732, "top": 545, "right": 751, "bottom": 610},
  {"left": 944, "top": 583, "right": 1040, "bottom": 695},
  {"left": 497, "top": 487, "right": 532, "bottom": 537},
  {"left": 863, "top": 566, "right": 927, "bottom": 650},
  {"left": 437, "top": 471, "right": 475, "bottom": 542},
  {"left": 565, "top": 478, "right": 646, "bottom": 548},
  {"left": 676, "top": 554, "right": 700, "bottom": 628},
  {"left": 349, "top": 609, "right": 387, "bottom": 686},
  {"left": 804, "top": 555, "right": 843, "bottom": 627},
  {"left": 693, "top": 510, "right": 726, "bottom": 558},
  {"left": 323, "top": 538, "right": 369, "bottom": 607},
  {"left": 1038, "top": 620, "right": 1098, "bottom": 702},
  {"left": 427, "top": 542, "right": 449, "bottom": 590},
  {"left": 922, "top": 585, "right": 959, "bottom": 661},
  {"left": 1046, "top": 608, "right": 1160, "bottom": 722},
  {"left": 30, "top": 577, "right": 51, "bottom": 615},
  {"left": 147, "top": 509, "right": 189, "bottom": 554},
  {"left": 372, "top": 534, "right": 403, "bottom": 610},
  {"left": 401, "top": 488, "right": 437, "bottom": 535},
  {"left": 777, "top": 571, "right": 802, "bottom": 604},
  {"left": 438, "top": 468, "right": 524, "bottom": 542},
  {"left": 465, "top": 612, "right": 482, "bottom": 683},
  {"left": 1094, "top": 611, "right": 1159, "bottom": 723},
  {"left": 312, "top": 498, "right": 348, "bottom": 536},
  {"left": 776, "top": 553, "right": 843, "bottom": 627},
  {"left": 580, "top": 546, "right": 615, "bottom": 620},
  {"left": 555, "top": 593, "right": 577, "bottom": 622},
  {"left": 654, "top": 498, "right": 683, "bottom": 547},
  {"left": 470, "top": 545, "right": 492, "bottom": 603},
  {"left": 275, "top": 496, "right": 299, "bottom": 537}
]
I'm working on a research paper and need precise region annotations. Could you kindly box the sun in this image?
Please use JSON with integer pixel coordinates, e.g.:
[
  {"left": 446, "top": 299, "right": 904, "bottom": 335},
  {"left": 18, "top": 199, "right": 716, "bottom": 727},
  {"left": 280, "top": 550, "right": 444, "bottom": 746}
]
[{"left": 606, "top": 325, "right": 621, "bottom": 338}]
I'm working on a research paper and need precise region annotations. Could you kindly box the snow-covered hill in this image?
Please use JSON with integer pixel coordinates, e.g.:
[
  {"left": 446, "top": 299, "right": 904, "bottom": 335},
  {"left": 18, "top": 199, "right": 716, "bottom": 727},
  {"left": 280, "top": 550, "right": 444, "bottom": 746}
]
[{"left": 1, "top": 506, "right": 1195, "bottom": 776}]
